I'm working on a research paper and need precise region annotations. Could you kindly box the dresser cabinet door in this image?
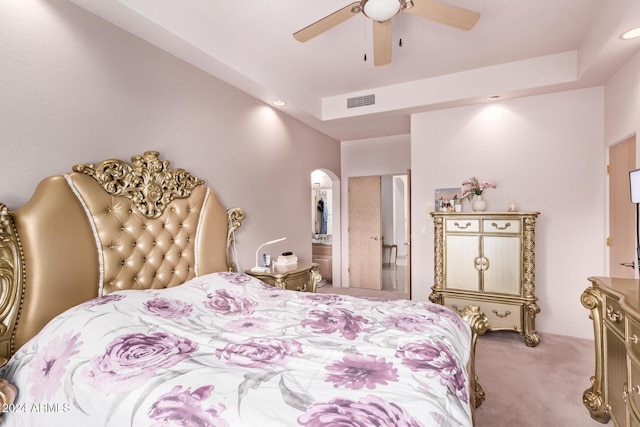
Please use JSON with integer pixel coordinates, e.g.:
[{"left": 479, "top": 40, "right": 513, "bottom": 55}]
[
  {"left": 445, "top": 235, "right": 480, "bottom": 291},
  {"left": 482, "top": 235, "right": 521, "bottom": 295}
]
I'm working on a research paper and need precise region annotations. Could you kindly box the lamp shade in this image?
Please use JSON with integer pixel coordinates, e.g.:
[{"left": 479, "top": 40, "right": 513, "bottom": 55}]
[{"left": 362, "top": 0, "right": 401, "bottom": 21}]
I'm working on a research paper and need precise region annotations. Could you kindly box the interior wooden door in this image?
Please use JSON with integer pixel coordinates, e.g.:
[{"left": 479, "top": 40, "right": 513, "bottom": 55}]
[
  {"left": 609, "top": 136, "right": 636, "bottom": 278},
  {"left": 348, "top": 176, "right": 382, "bottom": 289}
]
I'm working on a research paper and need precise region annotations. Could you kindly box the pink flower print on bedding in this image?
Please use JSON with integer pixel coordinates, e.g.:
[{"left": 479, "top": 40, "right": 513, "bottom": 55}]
[
  {"left": 84, "top": 332, "right": 198, "bottom": 394},
  {"left": 298, "top": 394, "right": 423, "bottom": 427},
  {"left": 203, "top": 288, "right": 257, "bottom": 316},
  {"left": 143, "top": 297, "right": 193, "bottom": 319},
  {"left": 27, "top": 332, "right": 82, "bottom": 401},
  {"left": 148, "top": 385, "right": 229, "bottom": 427},
  {"left": 324, "top": 353, "right": 399, "bottom": 390},
  {"left": 214, "top": 338, "right": 303, "bottom": 369},
  {"left": 301, "top": 308, "right": 370, "bottom": 340}
]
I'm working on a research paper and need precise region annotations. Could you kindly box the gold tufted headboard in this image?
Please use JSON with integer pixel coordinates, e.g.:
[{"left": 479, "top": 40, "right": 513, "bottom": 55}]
[{"left": 0, "top": 151, "right": 245, "bottom": 359}]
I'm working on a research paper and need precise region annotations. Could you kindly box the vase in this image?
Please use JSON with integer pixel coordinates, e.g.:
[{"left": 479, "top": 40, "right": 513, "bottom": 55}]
[{"left": 472, "top": 195, "right": 487, "bottom": 212}]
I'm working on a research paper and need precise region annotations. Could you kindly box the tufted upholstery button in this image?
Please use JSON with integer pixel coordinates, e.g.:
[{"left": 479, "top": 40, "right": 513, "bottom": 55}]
[{"left": 83, "top": 188, "right": 205, "bottom": 294}]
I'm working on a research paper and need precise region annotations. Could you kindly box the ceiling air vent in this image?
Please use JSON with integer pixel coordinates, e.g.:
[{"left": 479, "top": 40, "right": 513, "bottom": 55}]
[{"left": 347, "top": 94, "right": 375, "bottom": 109}]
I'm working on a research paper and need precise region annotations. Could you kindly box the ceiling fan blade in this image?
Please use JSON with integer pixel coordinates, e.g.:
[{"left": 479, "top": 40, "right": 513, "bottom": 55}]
[
  {"left": 373, "top": 20, "right": 392, "bottom": 66},
  {"left": 293, "top": 2, "right": 361, "bottom": 42},
  {"left": 405, "top": 0, "right": 480, "bottom": 30}
]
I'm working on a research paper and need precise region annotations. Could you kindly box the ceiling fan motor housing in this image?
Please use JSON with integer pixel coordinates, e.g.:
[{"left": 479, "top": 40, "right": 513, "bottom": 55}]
[{"left": 360, "top": 0, "right": 404, "bottom": 22}]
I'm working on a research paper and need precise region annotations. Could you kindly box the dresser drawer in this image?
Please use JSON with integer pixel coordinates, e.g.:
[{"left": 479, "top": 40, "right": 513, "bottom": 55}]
[
  {"left": 446, "top": 219, "right": 480, "bottom": 233},
  {"left": 483, "top": 219, "right": 521, "bottom": 234},
  {"left": 444, "top": 297, "right": 522, "bottom": 330},
  {"left": 604, "top": 295, "right": 626, "bottom": 336},
  {"left": 627, "top": 357, "right": 640, "bottom": 425},
  {"left": 627, "top": 318, "right": 640, "bottom": 364}
]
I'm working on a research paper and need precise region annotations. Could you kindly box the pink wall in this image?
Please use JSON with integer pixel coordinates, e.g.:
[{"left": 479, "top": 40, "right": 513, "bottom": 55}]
[
  {"left": 411, "top": 88, "right": 605, "bottom": 339},
  {"left": 0, "top": 0, "right": 340, "bottom": 271},
  {"left": 605, "top": 48, "right": 640, "bottom": 149}
]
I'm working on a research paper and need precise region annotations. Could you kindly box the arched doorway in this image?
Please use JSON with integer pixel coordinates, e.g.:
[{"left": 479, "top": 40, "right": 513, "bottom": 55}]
[{"left": 311, "top": 169, "right": 341, "bottom": 287}]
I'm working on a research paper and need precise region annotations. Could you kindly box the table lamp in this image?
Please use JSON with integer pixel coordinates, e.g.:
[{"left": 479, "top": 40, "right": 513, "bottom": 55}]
[{"left": 251, "top": 237, "right": 286, "bottom": 272}]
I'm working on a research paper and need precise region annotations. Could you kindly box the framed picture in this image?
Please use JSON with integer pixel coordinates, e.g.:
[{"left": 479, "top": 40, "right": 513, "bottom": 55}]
[{"left": 435, "top": 187, "right": 462, "bottom": 212}]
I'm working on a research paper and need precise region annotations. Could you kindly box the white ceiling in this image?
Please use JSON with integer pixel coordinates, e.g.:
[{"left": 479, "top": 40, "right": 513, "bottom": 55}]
[{"left": 69, "top": 0, "right": 640, "bottom": 141}]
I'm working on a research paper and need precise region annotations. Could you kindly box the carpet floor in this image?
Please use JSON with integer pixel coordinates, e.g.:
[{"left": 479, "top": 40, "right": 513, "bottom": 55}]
[{"left": 474, "top": 331, "right": 604, "bottom": 427}]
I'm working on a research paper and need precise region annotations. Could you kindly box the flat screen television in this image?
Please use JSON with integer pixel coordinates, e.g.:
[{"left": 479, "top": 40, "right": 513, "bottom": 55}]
[{"left": 631, "top": 168, "right": 640, "bottom": 203}]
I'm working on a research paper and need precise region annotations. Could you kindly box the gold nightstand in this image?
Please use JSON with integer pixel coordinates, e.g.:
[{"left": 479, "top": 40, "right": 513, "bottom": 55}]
[{"left": 245, "top": 263, "right": 321, "bottom": 292}]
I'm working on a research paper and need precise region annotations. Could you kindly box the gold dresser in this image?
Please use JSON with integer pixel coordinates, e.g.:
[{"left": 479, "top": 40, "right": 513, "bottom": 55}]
[
  {"left": 245, "top": 263, "right": 321, "bottom": 292},
  {"left": 430, "top": 212, "right": 540, "bottom": 346},
  {"left": 582, "top": 276, "right": 640, "bottom": 426}
]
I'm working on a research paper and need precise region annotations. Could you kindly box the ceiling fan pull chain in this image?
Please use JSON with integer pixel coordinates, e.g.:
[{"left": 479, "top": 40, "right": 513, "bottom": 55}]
[{"left": 363, "top": 15, "right": 368, "bottom": 62}]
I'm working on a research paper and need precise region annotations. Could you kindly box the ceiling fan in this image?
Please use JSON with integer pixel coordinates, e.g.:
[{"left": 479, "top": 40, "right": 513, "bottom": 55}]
[{"left": 293, "top": 0, "right": 480, "bottom": 66}]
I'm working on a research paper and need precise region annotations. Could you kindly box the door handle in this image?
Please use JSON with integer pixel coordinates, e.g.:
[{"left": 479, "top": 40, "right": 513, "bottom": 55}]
[
  {"left": 370, "top": 236, "right": 380, "bottom": 241},
  {"left": 620, "top": 262, "right": 636, "bottom": 268}
]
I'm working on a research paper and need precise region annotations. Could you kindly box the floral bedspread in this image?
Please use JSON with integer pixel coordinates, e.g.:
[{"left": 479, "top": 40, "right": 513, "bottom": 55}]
[{"left": 1, "top": 272, "right": 473, "bottom": 427}]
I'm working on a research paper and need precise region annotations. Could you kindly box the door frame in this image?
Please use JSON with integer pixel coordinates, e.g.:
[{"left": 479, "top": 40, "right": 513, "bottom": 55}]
[
  {"left": 606, "top": 135, "right": 638, "bottom": 278},
  {"left": 346, "top": 173, "right": 412, "bottom": 295}
]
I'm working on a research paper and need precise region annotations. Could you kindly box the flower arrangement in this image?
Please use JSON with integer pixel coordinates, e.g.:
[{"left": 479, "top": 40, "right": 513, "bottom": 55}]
[{"left": 462, "top": 176, "right": 496, "bottom": 201}]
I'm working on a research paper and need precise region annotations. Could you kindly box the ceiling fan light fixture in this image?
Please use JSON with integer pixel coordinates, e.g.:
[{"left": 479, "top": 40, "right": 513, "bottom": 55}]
[
  {"left": 621, "top": 26, "right": 640, "bottom": 40},
  {"left": 361, "top": 0, "right": 401, "bottom": 22}
]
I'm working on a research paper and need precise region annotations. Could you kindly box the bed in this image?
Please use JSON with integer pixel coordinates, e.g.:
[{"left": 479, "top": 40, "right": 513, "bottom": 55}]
[{"left": 0, "top": 151, "right": 488, "bottom": 426}]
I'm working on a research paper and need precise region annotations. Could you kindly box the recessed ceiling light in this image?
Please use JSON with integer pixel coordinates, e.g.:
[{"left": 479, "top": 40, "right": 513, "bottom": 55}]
[
  {"left": 621, "top": 26, "right": 640, "bottom": 40},
  {"left": 485, "top": 95, "right": 502, "bottom": 101},
  {"left": 272, "top": 100, "right": 287, "bottom": 107}
]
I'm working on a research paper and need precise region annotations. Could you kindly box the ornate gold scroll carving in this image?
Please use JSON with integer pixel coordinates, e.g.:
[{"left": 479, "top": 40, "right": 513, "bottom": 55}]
[
  {"left": 430, "top": 216, "right": 444, "bottom": 304},
  {"left": 73, "top": 151, "right": 205, "bottom": 219},
  {"left": 0, "top": 204, "right": 25, "bottom": 359},
  {"left": 461, "top": 304, "right": 489, "bottom": 408},
  {"left": 226, "top": 207, "right": 246, "bottom": 272},
  {"left": 580, "top": 286, "right": 609, "bottom": 423}
]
